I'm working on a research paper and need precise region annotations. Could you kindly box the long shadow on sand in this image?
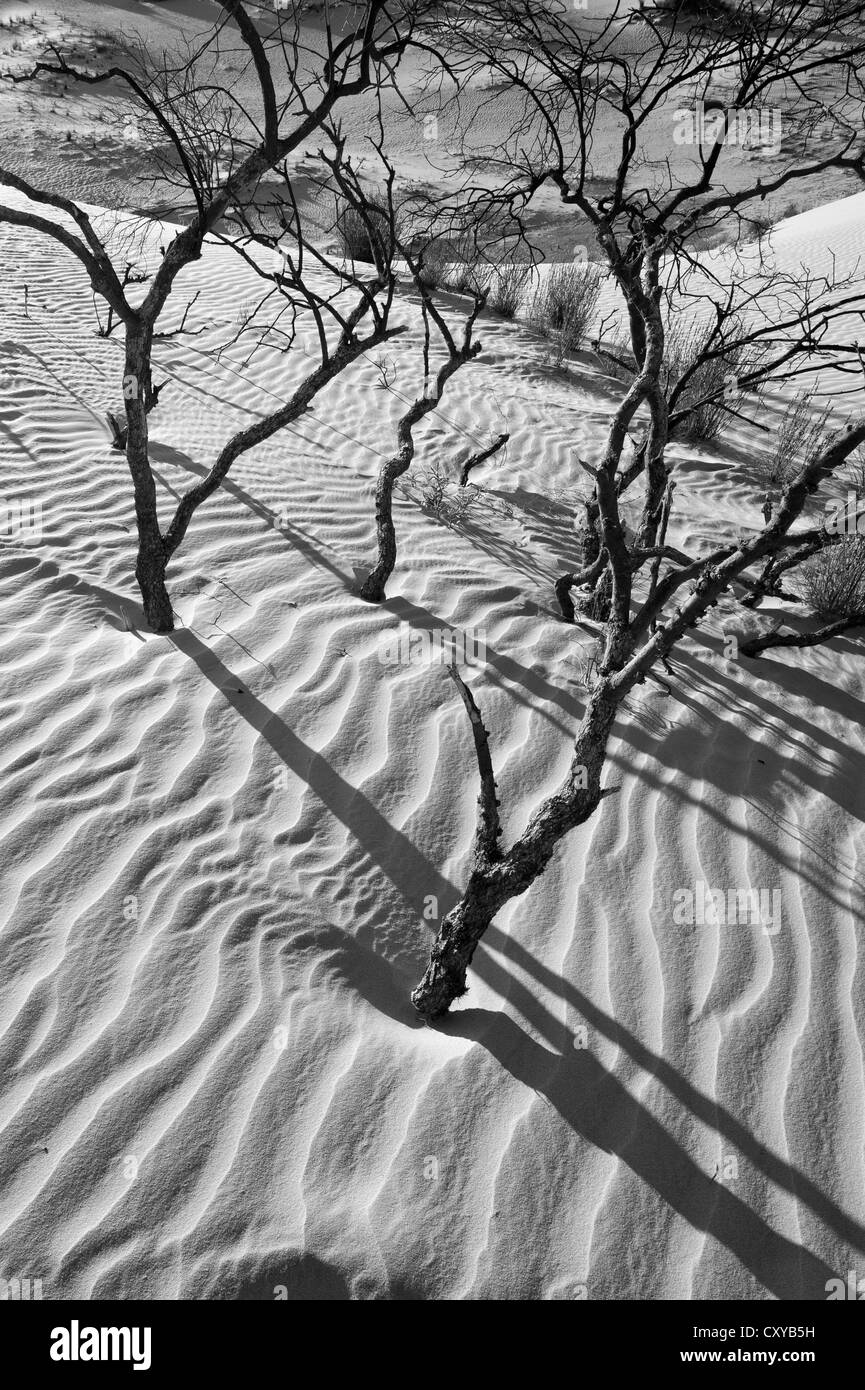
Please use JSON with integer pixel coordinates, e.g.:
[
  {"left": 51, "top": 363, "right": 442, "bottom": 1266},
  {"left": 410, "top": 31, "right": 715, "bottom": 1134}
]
[
  {"left": 44, "top": 564, "right": 865, "bottom": 1297},
  {"left": 475, "top": 926, "right": 865, "bottom": 1283},
  {"left": 444, "top": 1007, "right": 843, "bottom": 1300},
  {"left": 167, "top": 621, "right": 865, "bottom": 1296}
]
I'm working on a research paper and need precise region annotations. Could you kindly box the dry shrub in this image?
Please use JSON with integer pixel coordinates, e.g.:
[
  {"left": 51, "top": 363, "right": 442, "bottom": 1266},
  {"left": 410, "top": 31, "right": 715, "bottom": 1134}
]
[
  {"left": 760, "top": 391, "right": 835, "bottom": 488},
  {"left": 530, "top": 263, "right": 603, "bottom": 355},
  {"left": 593, "top": 318, "right": 758, "bottom": 442},
  {"left": 417, "top": 236, "right": 484, "bottom": 294},
  {"left": 797, "top": 537, "right": 865, "bottom": 617},
  {"left": 665, "top": 319, "right": 762, "bottom": 443},
  {"left": 410, "top": 460, "right": 480, "bottom": 524},
  {"left": 486, "top": 263, "right": 532, "bottom": 318},
  {"left": 334, "top": 193, "right": 396, "bottom": 267}
]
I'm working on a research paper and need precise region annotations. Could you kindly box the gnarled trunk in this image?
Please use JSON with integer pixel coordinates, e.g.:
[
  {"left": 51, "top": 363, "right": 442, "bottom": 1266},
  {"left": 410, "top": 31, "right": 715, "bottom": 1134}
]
[
  {"left": 135, "top": 540, "right": 172, "bottom": 633},
  {"left": 360, "top": 454, "right": 411, "bottom": 602},
  {"left": 412, "top": 687, "right": 618, "bottom": 1020},
  {"left": 124, "top": 323, "right": 173, "bottom": 633},
  {"left": 410, "top": 869, "right": 512, "bottom": 1019}
]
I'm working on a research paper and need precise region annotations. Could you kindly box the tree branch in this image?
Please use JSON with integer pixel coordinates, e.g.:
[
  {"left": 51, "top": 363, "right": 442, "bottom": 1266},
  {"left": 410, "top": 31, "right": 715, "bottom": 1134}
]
[{"left": 446, "top": 664, "right": 503, "bottom": 864}]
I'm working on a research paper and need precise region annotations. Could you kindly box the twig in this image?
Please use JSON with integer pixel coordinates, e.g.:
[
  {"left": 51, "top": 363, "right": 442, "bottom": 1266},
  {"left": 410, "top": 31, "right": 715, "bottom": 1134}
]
[
  {"left": 446, "top": 663, "right": 503, "bottom": 863},
  {"left": 458, "top": 431, "right": 510, "bottom": 486}
]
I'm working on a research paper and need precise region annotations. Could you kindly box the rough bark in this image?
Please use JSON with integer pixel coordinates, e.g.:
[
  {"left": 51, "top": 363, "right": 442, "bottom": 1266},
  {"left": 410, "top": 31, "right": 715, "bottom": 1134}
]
[
  {"left": 446, "top": 664, "right": 503, "bottom": 861},
  {"left": 740, "top": 612, "right": 865, "bottom": 656},
  {"left": 410, "top": 867, "right": 519, "bottom": 1020},
  {"left": 359, "top": 453, "right": 412, "bottom": 601},
  {"left": 555, "top": 547, "right": 608, "bottom": 622},
  {"left": 123, "top": 325, "right": 174, "bottom": 632},
  {"left": 458, "top": 431, "right": 509, "bottom": 486},
  {"left": 646, "top": 478, "right": 675, "bottom": 631},
  {"left": 135, "top": 536, "right": 173, "bottom": 633},
  {"left": 412, "top": 684, "right": 618, "bottom": 1020},
  {"left": 360, "top": 329, "right": 481, "bottom": 602}
]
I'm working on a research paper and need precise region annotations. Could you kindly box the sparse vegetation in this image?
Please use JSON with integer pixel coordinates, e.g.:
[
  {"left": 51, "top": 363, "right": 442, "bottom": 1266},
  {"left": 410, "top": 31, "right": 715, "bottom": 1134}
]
[
  {"left": 416, "top": 235, "right": 484, "bottom": 295},
  {"left": 529, "top": 262, "right": 603, "bottom": 358},
  {"left": 761, "top": 391, "right": 836, "bottom": 487},
  {"left": 334, "top": 191, "right": 397, "bottom": 268},
  {"left": 798, "top": 536, "right": 865, "bottom": 617},
  {"left": 410, "top": 459, "right": 481, "bottom": 524},
  {"left": 666, "top": 320, "right": 759, "bottom": 443},
  {"left": 486, "top": 262, "right": 532, "bottom": 319}
]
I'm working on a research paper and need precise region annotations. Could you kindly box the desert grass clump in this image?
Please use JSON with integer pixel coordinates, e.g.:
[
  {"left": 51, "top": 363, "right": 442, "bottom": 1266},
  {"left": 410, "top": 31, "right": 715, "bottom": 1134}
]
[
  {"left": 797, "top": 537, "right": 865, "bottom": 617},
  {"left": 334, "top": 193, "right": 395, "bottom": 268},
  {"left": 417, "top": 236, "right": 485, "bottom": 295},
  {"left": 486, "top": 263, "right": 532, "bottom": 319},
  {"left": 404, "top": 460, "right": 480, "bottom": 526},
  {"left": 595, "top": 320, "right": 759, "bottom": 441},
  {"left": 760, "top": 391, "right": 835, "bottom": 488},
  {"left": 530, "top": 263, "right": 603, "bottom": 357},
  {"left": 665, "top": 320, "right": 760, "bottom": 443}
]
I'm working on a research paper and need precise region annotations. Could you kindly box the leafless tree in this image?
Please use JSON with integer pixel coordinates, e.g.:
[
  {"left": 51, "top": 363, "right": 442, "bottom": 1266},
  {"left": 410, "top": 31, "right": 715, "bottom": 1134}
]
[
  {"left": 0, "top": 0, "right": 427, "bottom": 631},
  {"left": 409, "top": 0, "right": 865, "bottom": 1019},
  {"left": 359, "top": 281, "right": 487, "bottom": 601},
  {"left": 221, "top": 98, "right": 495, "bottom": 604}
]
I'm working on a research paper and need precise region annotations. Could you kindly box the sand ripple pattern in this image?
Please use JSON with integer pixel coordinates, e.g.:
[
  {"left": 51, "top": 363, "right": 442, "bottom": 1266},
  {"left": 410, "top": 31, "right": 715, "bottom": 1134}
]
[{"left": 0, "top": 193, "right": 864, "bottom": 1299}]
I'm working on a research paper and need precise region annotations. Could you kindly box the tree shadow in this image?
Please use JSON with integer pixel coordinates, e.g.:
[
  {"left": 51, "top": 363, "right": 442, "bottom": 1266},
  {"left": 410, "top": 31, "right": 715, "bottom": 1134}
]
[
  {"left": 448, "top": 487, "right": 586, "bottom": 588},
  {"left": 440, "top": 1007, "right": 843, "bottom": 1300},
  {"left": 149, "top": 442, "right": 282, "bottom": 531},
  {"left": 379, "top": 591, "right": 587, "bottom": 737},
  {"left": 166, "top": 624, "right": 463, "bottom": 929},
  {"left": 475, "top": 926, "right": 865, "bottom": 1266},
  {"left": 603, "top": 638, "right": 865, "bottom": 911},
  {"left": 166, "top": 624, "right": 865, "bottom": 1289},
  {"left": 38, "top": 563, "right": 865, "bottom": 1294}
]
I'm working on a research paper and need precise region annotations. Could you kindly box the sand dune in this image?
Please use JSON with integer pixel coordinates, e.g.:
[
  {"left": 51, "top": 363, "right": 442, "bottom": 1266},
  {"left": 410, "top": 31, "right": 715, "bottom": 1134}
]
[{"left": 0, "top": 186, "right": 864, "bottom": 1300}]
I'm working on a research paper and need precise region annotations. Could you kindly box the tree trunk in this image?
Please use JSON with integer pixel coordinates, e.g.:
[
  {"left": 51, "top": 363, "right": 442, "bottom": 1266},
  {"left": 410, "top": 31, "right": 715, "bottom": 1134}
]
[
  {"left": 360, "top": 454, "right": 411, "bottom": 602},
  {"left": 124, "top": 323, "right": 174, "bottom": 633},
  {"left": 412, "top": 687, "right": 618, "bottom": 1020},
  {"left": 555, "top": 572, "right": 579, "bottom": 623},
  {"left": 136, "top": 540, "right": 173, "bottom": 632},
  {"left": 577, "top": 506, "right": 613, "bottom": 621},
  {"left": 586, "top": 567, "right": 613, "bottom": 622},
  {"left": 557, "top": 503, "right": 606, "bottom": 622},
  {"left": 410, "top": 869, "right": 512, "bottom": 1019}
]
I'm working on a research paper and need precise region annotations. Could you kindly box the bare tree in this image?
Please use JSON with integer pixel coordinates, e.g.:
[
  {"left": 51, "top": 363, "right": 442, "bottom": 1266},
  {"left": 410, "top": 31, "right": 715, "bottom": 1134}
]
[
  {"left": 409, "top": 0, "right": 865, "bottom": 1018},
  {"left": 221, "top": 95, "right": 494, "bottom": 605},
  {"left": 0, "top": 0, "right": 425, "bottom": 631},
  {"left": 359, "top": 285, "right": 486, "bottom": 602}
]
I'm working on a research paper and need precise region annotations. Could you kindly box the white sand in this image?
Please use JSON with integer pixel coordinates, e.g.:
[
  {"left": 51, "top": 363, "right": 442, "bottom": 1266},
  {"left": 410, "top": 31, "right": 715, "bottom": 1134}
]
[{"left": 0, "top": 185, "right": 864, "bottom": 1300}]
